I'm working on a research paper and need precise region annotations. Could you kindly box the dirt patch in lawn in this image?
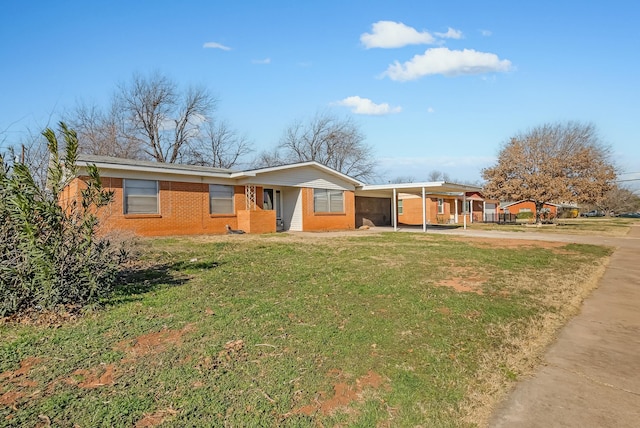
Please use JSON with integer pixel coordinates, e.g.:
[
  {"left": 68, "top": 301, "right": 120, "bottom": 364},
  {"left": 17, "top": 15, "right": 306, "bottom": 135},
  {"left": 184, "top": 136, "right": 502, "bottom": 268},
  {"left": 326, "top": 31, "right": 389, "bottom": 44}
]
[
  {"left": 0, "top": 357, "right": 44, "bottom": 409},
  {"left": 437, "top": 277, "right": 485, "bottom": 294},
  {"left": 115, "top": 324, "right": 195, "bottom": 360},
  {"left": 64, "top": 364, "right": 116, "bottom": 389},
  {"left": 135, "top": 409, "right": 178, "bottom": 427},
  {"left": 291, "top": 370, "right": 388, "bottom": 417}
]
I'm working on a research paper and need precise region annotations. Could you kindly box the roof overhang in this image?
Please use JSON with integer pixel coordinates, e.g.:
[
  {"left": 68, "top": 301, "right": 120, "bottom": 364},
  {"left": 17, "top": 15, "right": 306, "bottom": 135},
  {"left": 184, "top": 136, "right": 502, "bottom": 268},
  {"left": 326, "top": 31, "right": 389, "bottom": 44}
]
[{"left": 356, "top": 181, "right": 482, "bottom": 198}]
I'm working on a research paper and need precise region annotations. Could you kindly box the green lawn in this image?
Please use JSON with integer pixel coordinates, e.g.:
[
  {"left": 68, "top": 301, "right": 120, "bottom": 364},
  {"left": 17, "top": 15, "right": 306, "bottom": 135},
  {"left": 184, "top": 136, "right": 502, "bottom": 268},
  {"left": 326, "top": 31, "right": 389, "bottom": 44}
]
[
  {"left": 0, "top": 232, "right": 613, "bottom": 427},
  {"left": 467, "top": 216, "right": 637, "bottom": 236}
]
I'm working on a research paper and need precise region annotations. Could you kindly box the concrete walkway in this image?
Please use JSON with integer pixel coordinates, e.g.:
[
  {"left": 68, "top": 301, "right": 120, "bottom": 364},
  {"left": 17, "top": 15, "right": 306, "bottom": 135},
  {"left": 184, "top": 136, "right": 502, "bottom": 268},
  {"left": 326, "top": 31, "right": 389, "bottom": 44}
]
[{"left": 429, "top": 225, "right": 640, "bottom": 427}]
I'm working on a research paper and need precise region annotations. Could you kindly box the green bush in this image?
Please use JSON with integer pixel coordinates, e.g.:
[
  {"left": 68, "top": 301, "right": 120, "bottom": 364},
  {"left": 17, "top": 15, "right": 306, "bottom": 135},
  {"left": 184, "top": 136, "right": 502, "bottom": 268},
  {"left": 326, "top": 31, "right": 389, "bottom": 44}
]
[
  {"left": 516, "top": 211, "right": 534, "bottom": 220},
  {"left": 0, "top": 122, "right": 124, "bottom": 316}
]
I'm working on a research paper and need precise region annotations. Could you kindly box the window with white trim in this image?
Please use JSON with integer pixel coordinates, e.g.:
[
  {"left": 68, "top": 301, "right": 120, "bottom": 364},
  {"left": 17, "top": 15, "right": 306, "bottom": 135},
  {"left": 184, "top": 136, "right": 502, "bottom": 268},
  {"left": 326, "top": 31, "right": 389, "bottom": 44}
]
[
  {"left": 210, "top": 184, "right": 235, "bottom": 214},
  {"left": 519, "top": 208, "right": 532, "bottom": 213},
  {"left": 437, "top": 198, "right": 444, "bottom": 214},
  {"left": 313, "top": 189, "right": 344, "bottom": 213},
  {"left": 124, "top": 179, "right": 158, "bottom": 214},
  {"left": 398, "top": 199, "right": 403, "bottom": 215}
]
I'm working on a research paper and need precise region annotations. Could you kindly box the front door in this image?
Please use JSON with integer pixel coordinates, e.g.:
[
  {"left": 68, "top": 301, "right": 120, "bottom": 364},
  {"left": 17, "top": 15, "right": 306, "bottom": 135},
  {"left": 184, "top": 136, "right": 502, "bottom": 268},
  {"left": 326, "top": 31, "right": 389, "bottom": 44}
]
[{"left": 263, "top": 188, "right": 283, "bottom": 230}]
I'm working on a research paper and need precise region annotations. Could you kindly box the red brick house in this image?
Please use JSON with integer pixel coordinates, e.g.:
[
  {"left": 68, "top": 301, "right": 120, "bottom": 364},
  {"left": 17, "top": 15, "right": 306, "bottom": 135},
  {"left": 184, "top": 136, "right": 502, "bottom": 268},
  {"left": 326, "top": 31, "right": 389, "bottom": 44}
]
[
  {"left": 499, "top": 200, "right": 561, "bottom": 219},
  {"left": 394, "top": 190, "right": 495, "bottom": 225},
  {"left": 66, "top": 155, "right": 361, "bottom": 236},
  {"left": 66, "top": 156, "right": 485, "bottom": 236}
]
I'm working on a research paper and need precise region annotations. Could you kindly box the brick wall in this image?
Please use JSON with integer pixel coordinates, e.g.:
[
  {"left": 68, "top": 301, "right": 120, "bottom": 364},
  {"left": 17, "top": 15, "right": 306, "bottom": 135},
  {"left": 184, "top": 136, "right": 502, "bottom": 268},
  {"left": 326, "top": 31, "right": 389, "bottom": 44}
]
[
  {"left": 300, "top": 188, "right": 356, "bottom": 231},
  {"left": 74, "top": 176, "right": 261, "bottom": 236}
]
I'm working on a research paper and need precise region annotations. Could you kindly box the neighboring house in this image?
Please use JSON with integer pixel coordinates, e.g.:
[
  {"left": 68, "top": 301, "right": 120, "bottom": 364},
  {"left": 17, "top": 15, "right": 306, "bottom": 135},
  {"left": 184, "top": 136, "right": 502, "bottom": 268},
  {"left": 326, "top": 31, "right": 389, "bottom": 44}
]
[
  {"left": 395, "top": 190, "right": 495, "bottom": 225},
  {"left": 66, "top": 155, "right": 361, "bottom": 236},
  {"left": 64, "top": 155, "right": 484, "bottom": 236},
  {"left": 498, "top": 200, "right": 578, "bottom": 219}
]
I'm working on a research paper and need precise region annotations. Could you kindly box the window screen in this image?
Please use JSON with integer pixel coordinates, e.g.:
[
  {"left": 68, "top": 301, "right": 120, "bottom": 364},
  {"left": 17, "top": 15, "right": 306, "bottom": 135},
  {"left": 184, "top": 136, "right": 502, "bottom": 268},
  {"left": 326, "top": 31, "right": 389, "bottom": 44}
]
[
  {"left": 124, "top": 179, "right": 158, "bottom": 214},
  {"left": 313, "top": 189, "right": 344, "bottom": 213},
  {"left": 210, "top": 184, "right": 234, "bottom": 214}
]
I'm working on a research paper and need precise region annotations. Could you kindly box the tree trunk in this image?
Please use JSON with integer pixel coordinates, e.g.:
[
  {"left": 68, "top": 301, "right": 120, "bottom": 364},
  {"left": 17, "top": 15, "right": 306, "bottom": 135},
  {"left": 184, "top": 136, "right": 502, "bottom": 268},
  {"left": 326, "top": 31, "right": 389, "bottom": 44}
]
[{"left": 535, "top": 201, "right": 544, "bottom": 225}]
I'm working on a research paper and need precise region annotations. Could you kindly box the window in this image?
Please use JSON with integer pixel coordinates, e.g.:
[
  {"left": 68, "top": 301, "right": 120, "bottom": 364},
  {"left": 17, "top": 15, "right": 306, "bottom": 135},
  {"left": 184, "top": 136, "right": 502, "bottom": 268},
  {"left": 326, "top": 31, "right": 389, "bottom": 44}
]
[
  {"left": 519, "top": 208, "right": 532, "bottom": 213},
  {"left": 398, "top": 199, "right": 403, "bottom": 215},
  {"left": 313, "top": 189, "right": 344, "bottom": 213},
  {"left": 124, "top": 179, "right": 158, "bottom": 214},
  {"left": 210, "top": 184, "right": 235, "bottom": 214},
  {"left": 464, "top": 201, "right": 472, "bottom": 213},
  {"left": 437, "top": 198, "right": 444, "bottom": 214}
]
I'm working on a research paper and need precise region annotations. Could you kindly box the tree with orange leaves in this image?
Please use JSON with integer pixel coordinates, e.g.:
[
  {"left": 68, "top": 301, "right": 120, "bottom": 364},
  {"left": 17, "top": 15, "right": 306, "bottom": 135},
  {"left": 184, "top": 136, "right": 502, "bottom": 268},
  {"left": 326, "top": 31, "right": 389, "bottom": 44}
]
[{"left": 482, "top": 122, "right": 617, "bottom": 224}]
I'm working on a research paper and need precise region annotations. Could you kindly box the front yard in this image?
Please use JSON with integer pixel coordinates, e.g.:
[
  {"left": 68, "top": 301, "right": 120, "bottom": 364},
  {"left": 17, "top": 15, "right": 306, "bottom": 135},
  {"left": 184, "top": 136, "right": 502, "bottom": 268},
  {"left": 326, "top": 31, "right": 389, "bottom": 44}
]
[{"left": 1, "top": 232, "right": 612, "bottom": 427}]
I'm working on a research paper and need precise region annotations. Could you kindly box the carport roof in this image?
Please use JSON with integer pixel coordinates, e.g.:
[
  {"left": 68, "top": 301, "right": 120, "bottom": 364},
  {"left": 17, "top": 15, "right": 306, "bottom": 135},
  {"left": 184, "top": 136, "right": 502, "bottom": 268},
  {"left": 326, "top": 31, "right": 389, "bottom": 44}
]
[{"left": 356, "top": 181, "right": 482, "bottom": 198}]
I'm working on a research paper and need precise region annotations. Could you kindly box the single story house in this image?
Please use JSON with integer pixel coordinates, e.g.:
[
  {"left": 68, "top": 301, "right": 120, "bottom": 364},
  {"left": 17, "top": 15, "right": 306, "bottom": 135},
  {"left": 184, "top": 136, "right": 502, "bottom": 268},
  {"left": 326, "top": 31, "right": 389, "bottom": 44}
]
[
  {"left": 66, "top": 155, "right": 483, "bottom": 236},
  {"left": 393, "top": 190, "right": 497, "bottom": 225},
  {"left": 498, "top": 200, "right": 579, "bottom": 219}
]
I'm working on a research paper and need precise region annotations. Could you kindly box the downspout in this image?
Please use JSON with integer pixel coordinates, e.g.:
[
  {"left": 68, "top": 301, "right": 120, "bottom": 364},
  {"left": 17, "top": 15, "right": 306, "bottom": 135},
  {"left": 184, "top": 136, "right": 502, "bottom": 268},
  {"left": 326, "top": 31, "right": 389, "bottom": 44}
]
[
  {"left": 393, "top": 188, "right": 398, "bottom": 231},
  {"left": 422, "top": 186, "right": 427, "bottom": 232}
]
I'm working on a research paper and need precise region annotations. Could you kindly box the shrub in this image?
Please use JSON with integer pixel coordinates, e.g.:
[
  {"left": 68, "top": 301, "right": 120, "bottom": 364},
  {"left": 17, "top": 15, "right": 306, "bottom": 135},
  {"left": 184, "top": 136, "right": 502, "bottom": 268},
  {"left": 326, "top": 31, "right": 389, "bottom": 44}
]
[
  {"left": 0, "top": 122, "right": 124, "bottom": 316},
  {"left": 516, "top": 211, "right": 534, "bottom": 220}
]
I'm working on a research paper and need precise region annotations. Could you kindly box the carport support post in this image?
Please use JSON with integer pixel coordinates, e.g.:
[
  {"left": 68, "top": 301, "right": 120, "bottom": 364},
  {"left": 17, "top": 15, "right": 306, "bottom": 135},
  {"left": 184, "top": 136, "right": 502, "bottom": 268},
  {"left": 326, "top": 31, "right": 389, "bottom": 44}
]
[
  {"left": 393, "top": 188, "right": 397, "bottom": 231},
  {"left": 454, "top": 199, "right": 459, "bottom": 223},
  {"left": 463, "top": 193, "right": 467, "bottom": 230},
  {"left": 422, "top": 186, "right": 427, "bottom": 232}
]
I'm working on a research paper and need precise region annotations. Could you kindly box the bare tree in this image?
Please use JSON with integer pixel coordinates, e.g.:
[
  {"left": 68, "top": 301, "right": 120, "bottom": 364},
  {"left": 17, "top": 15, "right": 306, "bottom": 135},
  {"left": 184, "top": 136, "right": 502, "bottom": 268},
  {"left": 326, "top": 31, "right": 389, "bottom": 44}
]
[
  {"left": 482, "top": 122, "right": 617, "bottom": 223},
  {"left": 426, "top": 170, "right": 451, "bottom": 182},
  {"left": 66, "top": 100, "right": 142, "bottom": 159},
  {"left": 117, "top": 72, "right": 217, "bottom": 163},
  {"left": 598, "top": 185, "right": 640, "bottom": 214},
  {"left": 251, "top": 147, "right": 285, "bottom": 170},
  {"left": 184, "top": 119, "right": 253, "bottom": 168},
  {"left": 389, "top": 175, "right": 416, "bottom": 184},
  {"left": 259, "top": 112, "right": 376, "bottom": 180}
]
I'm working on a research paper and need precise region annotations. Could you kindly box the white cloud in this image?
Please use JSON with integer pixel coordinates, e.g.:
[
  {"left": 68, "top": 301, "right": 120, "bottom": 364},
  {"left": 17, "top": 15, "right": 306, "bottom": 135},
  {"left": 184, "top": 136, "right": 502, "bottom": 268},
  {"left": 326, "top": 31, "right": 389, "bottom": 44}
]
[
  {"left": 434, "top": 27, "right": 463, "bottom": 39},
  {"left": 427, "top": 107, "right": 435, "bottom": 114},
  {"left": 203, "top": 41, "right": 232, "bottom": 51},
  {"left": 384, "top": 47, "right": 513, "bottom": 81},
  {"left": 480, "top": 29, "right": 493, "bottom": 37},
  {"left": 252, "top": 58, "right": 271, "bottom": 64},
  {"left": 334, "top": 96, "right": 402, "bottom": 115},
  {"left": 360, "top": 21, "right": 436, "bottom": 49}
]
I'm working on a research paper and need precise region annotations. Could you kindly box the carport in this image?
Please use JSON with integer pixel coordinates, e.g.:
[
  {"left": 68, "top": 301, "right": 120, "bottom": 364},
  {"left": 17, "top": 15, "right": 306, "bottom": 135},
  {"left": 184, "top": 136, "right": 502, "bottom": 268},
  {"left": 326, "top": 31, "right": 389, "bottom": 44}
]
[{"left": 355, "top": 182, "right": 482, "bottom": 232}]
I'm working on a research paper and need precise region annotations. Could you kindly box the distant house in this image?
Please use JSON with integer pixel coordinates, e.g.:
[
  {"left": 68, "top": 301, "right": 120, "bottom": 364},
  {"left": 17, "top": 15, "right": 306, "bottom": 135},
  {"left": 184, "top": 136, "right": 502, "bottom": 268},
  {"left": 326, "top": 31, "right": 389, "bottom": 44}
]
[
  {"left": 64, "top": 155, "right": 483, "bottom": 236},
  {"left": 394, "top": 190, "right": 496, "bottom": 225},
  {"left": 499, "top": 200, "right": 578, "bottom": 219}
]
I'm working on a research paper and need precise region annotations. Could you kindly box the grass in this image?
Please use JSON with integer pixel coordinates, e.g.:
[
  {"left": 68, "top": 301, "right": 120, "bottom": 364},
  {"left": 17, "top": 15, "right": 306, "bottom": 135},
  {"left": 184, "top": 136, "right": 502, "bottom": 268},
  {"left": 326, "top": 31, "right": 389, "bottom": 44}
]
[
  {"left": 467, "top": 216, "right": 638, "bottom": 236},
  {"left": 0, "top": 232, "right": 614, "bottom": 427}
]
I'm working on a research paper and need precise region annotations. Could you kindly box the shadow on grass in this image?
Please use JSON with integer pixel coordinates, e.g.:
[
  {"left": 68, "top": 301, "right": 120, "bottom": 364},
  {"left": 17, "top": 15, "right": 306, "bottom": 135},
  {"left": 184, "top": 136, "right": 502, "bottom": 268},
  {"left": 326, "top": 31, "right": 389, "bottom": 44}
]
[{"left": 109, "top": 259, "right": 222, "bottom": 305}]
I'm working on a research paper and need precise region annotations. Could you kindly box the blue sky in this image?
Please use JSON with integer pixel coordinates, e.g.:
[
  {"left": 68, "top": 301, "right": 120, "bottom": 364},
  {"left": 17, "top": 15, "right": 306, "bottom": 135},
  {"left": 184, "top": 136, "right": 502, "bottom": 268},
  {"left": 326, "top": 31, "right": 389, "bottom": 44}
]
[{"left": 1, "top": 1, "right": 639, "bottom": 188}]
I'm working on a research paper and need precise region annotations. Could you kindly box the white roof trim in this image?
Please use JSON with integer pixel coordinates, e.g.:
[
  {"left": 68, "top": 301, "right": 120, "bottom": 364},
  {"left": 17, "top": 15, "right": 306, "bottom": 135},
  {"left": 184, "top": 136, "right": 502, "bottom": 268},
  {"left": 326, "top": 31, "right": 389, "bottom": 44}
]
[
  {"left": 233, "top": 161, "right": 364, "bottom": 186},
  {"left": 358, "top": 181, "right": 482, "bottom": 194},
  {"left": 74, "top": 156, "right": 363, "bottom": 186}
]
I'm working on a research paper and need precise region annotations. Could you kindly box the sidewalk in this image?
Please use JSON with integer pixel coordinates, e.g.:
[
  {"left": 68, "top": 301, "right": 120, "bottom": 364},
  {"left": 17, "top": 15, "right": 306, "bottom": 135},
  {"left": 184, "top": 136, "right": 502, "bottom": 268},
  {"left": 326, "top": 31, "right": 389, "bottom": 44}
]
[{"left": 488, "top": 224, "right": 640, "bottom": 427}]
